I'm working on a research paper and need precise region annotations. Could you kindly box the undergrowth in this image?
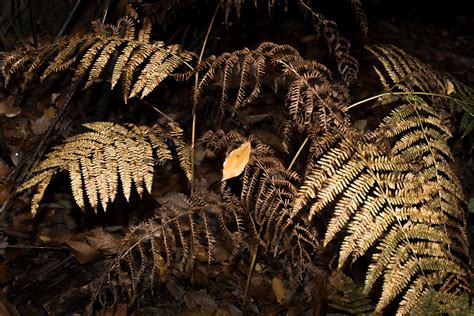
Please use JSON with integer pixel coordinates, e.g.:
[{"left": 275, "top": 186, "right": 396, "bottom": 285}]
[{"left": 0, "top": 0, "right": 472, "bottom": 315}]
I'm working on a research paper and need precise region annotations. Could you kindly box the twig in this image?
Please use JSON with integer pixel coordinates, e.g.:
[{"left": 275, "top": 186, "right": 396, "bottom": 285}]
[
  {"left": 191, "top": 4, "right": 220, "bottom": 192},
  {"left": 56, "top": 0, "right": 82, "bottom": 39}
]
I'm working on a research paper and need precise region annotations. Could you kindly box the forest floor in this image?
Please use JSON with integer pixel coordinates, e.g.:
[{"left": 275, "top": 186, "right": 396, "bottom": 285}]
[{"left": 1, "top": 3, "right": 473, "bottom": 315}]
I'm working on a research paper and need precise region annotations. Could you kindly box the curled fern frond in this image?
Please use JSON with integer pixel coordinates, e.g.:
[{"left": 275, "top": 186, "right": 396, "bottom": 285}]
[
  {"left": 18, "top": 121, "right": 191, "bottom": 215},
  {"left": 1, "top": 17, "right": 195, "bottom": 101}
]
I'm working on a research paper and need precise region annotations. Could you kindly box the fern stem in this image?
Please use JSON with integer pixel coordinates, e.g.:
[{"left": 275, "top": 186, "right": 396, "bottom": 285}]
[
  {"left": 347, "top": 91, "right": 474, "bottom": 110},
  {"left": 243, "top": 242, "right": 259, "bottom": 312},
  {"left": 191, "top": 4, "right": 220, "bottom": 193},
  {"left": 242, "top": 137, "right": 309, "bottom": 309},
  {"left": 288, "top": 136, "right": 309, "bottom": 171},
  {"left": 145, "top": 101, "right": 178, "bottom": 124}
]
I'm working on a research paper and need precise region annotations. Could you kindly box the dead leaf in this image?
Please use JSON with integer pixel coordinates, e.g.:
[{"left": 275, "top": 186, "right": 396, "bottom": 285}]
[
  {"left": 354, "top": 119, "right": 367, "bottom": 132},
  {"left": 65, "top": 240, "right": 101, "bottom": 264},
  {"left": 0, "top": 262, "right": 12, "bottom": 283},
  {"left": 0, "top": 160, "right": 10, "bottom": 180},
  {"left": 94, "top": 304, "right": 128, "bottom": 316},
  {"left": 272, "top": 277, "right": 286, "bottom": 303},
  {"left": 30, "top": 106, "right": 56, "bottom": 135},
  {"left": 51, "top": 93, "right": 61, "bottom": 104},
  {"left": 222, "top": 142, "right": 251, "bottom": 181},
  {"left": 0, "top": 299, "right": 19, "bottom": 316},
  {"left": 85, "top": 227, "right": 122, "bottom": 255},
  {"left": 446, "top": 80, "right": 455, "bottom": 95},
  {"left": 0, "top": 95, "right": 21, "bottom": 118}
]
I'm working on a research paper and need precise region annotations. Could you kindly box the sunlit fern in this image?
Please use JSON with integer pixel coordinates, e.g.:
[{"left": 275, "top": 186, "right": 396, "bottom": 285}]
[
  {"left": 367, "top": 44, "right": 474, "bottom": 137},
  {"left": 1, "top": 17, "right": 195, "bottom": 101},
  {"left": 18, "top": 121, "right": 191, "bottom": 215},
  {"left": 292, "top": 83, "right": 471, "bottom": 313}
]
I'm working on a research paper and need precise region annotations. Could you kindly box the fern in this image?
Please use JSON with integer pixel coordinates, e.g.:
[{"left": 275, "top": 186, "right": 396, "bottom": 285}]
[
  {"left": 18, "top": 121, "right": 191, "bottom": 215},
  {"left": 195, "top": 42, "right": 350, "bottom": 140},
  {"left": 203, "top": 130, "right": 318, "bottom": 266},
  {"left": 1, "top": 17, "right": 195, "bottom": 101},
  {"left": 293, "top": 80, "right": 471, "bottom": 313},
  {"left": 367, "top": 44, "right": 474, "bottom": 137},
  {"left": 325, "top": 270, "right": 374, "bottom": 314},
  {"left": 218, "top": 0, "right": 362, "bottom": 83},
  {"left": 90, "top": 190, "right": 250, "bottom": 307}
]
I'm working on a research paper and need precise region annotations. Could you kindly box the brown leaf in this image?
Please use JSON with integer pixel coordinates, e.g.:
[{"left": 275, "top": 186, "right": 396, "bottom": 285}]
[
  {"left": 446, "top": 80, "right": 455, "bottom": 95},
  {"left": 0, "top": 262, "right": 12, "bottom": 283},
  {"left": 85, "top": 227, "right": 122, "bottom": 255},
  {"left": 94, "top": 304, "right": 128, "bottom": 316},
  {"left": 222, "top": 142, "right": 251, "bottom": 181},
  {"left": 271, "top": 277, "right": 286, "bottom": 303},
  {"left": 0, "top": 299, "right": 19, "bottom": 316},
  {"left": 0, "top": 183, "right": 14, "bottom": 205},
  {"left": 0, "top": 160, "right": 10, "bottom": 180},
  {"left": 0, "top": 95, "right": 21, "bottom": 118},
  {"left": 65, "top": 240, "right": 101, "bottom": 264},
  {"left": 30, "top": 106, "right": 56, "bottom": 135}
]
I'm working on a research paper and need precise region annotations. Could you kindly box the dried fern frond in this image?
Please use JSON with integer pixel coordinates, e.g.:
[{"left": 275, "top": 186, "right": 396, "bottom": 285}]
[
  {"left": 195, "top": 42, "right": 350, "bottom": 135},
  {"left": 218, "top": 0, "right": 362, "bottom": 83},
  {"left": 94, "top": 190, "right": 249, "bottom": 306},
  {"left": 1, "top": 17, "right": 195, "bottom": 101},
  {"left": 297, "top": 0, "right": 359, "bottom": 84},
  {"left": 367, "top": 44, "right": 474, "bottom": 136},
  {"left": 293, "top": 93, "right": 471, "bottom": 313},
  {"left": 349, "top": 0, "right": 369, "bottom": 35},
  {"left": 18, "top": 121, "right": 191, "bottom": 215},
  {"left": 203, "top": 130, "right": 318, "bottom": 267}
]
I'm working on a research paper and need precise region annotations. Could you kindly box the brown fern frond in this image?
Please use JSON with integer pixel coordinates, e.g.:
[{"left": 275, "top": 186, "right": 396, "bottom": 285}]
[
  {"left": 218, "top": 0, "right": 363, "bottom": 83},
  {"left": 98, "top": 191, "right": 248, "bottom": 305},
  {"left": 349, "top": 0, "right": 369, "bottom": 35},
  {"left": 195, "top": 42, "right": 350, "bottom": 136},
  {"left": 293, "top": 94, "right": 471, "bottom": 313},
  {"left": 324, "top": 270, "right": 374, "bottom": 314},
  {"left": 203, "top": 130, "right": 318, "bottom": 267},
  {"left": 18, "top": 121, "right": 191, "bottom": 215},
  {"left": 298, "top": 0, "right": 359, "bottom": 84},
  {"left": 367, "top": 44, "right": 474, "bottom": 138},
  {"left": 1, "top": 17, "right": 195, "bottom": 101}
]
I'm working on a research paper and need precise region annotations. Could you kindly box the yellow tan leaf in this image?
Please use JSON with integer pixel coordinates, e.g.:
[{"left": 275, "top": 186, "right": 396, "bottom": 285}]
[{"left": 222, "top": 142, "right": 251, "bottom": 181}]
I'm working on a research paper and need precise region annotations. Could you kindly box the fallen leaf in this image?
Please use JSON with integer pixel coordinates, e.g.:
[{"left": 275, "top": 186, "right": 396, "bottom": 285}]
[
  {"left": 222, "top": 142, "right": 251, "bottom": 181},
  {"left": 0, "top": 160, "right": 10, "bottom": 180},
  {"left": 65, "top": 240, "right": 101, "bottom": 264},
  {"left": 30, "top": 106, "right": 56, "bottom": 135},
  {"left": 0, "top": 95, "right": 21, "bottom": 118},
  {"left": 0, "top": 299, "right": 19, "bottom": 316},
  {"left": 272, "top": 277, "right": 286, "bottom": 303},
  {"left": 0, "top": 262, "right": 12, "bottom": 283},
  {"left": 354, "top": 119, "right": 367, "bottom": 132},
  {"left": 51, "top": 93, "right": 61, "bottom": 104},
  {"left": 446, "top": 80, "right": 455, "bottom": 95},
  {"left": 468, "top": 197, "right": 474, "bottom": 214},
  {"left": 95, "top": 304, "right": 128, "bottom": 316},
  {"left": 0, "top": 183, "right": 14, "bottom": 205},
  {"left": 85, "top": 227, "right": 122, "bottom": 255}
]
